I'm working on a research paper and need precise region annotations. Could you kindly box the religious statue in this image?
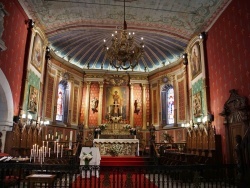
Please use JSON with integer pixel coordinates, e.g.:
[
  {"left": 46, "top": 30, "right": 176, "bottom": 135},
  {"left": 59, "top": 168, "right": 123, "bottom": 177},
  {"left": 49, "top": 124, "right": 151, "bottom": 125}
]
[{"left": 91, "top": 97, "right": 98, "bottom": 113}]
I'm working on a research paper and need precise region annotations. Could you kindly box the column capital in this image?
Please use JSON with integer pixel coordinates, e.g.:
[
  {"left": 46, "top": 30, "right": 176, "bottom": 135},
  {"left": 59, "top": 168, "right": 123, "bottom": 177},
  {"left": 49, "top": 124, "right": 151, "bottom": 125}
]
[{"left": 98, "top": 81, "right": 104, "bottom": 87}]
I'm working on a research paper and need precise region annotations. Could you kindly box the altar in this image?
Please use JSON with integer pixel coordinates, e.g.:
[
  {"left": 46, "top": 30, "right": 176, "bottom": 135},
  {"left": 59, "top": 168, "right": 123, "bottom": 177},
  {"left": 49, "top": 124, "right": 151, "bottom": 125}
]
[{"left": 93, "top": 139, "right": 139, "bottom": 156}]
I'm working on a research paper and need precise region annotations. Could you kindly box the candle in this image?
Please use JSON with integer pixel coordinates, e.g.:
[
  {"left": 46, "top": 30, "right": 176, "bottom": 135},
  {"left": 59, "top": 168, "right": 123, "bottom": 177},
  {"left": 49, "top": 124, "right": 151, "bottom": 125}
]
[
  {"left": 69, "top": 131, "right": 73, "bottom": 141},
  {"left": 48, "top": 134, "right": 50, "bottom": 139},
  {"left": 43, "top": 141, "right": 44, "bottom": 147},
  {"left": 44, "top": 147, "right": 47, "bottom": 157},
  {"left": 57, "top": 144, "right": 59, "bottom": 158},
  {"left": 52, "top": 135, "right": 54, "bottom": 140},
  {"left": 46, "top": 141, "right": 48, "bottom": 152},
  {"left": 65, "top": 135, "right": 67, "bottom": 140},
  {"left": 45, "top": 135, "right": 47, "bottom": 140},
  {"left": 49, "top": 148, "right": 51, "bottom": 158},
  {"left": 61, "top": 145, "right": 63, "bottom": 158}
]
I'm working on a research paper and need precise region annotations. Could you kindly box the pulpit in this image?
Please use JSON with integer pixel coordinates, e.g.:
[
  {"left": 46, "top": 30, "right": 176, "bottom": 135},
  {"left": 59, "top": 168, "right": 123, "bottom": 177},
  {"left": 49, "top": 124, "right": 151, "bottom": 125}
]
[{"left": 79, "top": 147, "right": 101, "bottom": 178}]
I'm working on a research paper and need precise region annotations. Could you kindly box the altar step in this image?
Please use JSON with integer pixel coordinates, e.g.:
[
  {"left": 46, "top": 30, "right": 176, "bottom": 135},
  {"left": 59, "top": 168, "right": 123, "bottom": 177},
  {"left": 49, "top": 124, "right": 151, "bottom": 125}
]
[{"left": 100, "top": 156, "right": 155, "bottom": 166}]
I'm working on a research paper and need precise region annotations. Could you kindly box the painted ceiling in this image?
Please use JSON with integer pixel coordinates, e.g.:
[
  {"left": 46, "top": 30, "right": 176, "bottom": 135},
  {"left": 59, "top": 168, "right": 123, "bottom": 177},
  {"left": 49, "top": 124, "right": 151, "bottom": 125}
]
[{"left": 20, "top": 0, "right": 228, "bottom": 72}]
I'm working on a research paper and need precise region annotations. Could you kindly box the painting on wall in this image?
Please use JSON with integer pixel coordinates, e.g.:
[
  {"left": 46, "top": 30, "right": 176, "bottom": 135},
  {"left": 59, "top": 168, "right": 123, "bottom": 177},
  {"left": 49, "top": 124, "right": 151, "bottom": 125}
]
[
  {"left": 104, "top": 86, "right": 128, "bottom": 121},
  {"left": 190, "top": 42, "right": 202, "bottom": 80},
  {"left": 31, "top": 33, "right": 43, "bottom": 72},
  {"left": 28, "top": 85, "right": 38, "bottom": 113},
  {"left": 193, "top": 92, "right": 202, "bottom": 117}
]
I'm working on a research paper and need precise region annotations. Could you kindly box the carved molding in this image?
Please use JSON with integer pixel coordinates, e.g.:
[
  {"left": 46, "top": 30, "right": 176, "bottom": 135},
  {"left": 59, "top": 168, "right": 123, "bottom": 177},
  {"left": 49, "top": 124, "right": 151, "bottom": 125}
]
[{"left": 0, "top": 3, "right": 8, "bottom": 51}]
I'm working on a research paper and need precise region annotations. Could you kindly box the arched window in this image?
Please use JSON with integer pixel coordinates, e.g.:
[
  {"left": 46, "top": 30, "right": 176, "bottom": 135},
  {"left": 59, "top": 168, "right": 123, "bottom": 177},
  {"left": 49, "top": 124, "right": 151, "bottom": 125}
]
[
  {"left": 56, "top": 79, "right": 69, "bottom": 122},
  {"left": 161, "top": 84, "right": 174, "bottom": 125}
]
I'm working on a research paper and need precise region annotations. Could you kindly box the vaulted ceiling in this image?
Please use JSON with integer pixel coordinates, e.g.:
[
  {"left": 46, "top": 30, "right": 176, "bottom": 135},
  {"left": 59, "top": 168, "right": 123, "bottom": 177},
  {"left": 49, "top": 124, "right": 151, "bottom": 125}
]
[{"left": 20, "top": 0, "right": 228, "bottom": 72}]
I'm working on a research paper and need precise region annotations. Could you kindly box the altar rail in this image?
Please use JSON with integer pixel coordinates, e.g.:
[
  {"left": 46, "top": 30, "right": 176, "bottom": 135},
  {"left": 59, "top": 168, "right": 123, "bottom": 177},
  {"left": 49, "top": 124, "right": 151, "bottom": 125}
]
[{"left": 0, "top": 162, "right": 241, "bottom": 187}]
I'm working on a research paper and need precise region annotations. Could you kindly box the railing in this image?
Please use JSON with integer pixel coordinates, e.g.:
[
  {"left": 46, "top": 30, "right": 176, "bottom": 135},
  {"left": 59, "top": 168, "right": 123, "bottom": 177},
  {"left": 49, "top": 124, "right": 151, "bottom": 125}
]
[{"left": 0, "top": 162, "right": 238, "bottom": 187}]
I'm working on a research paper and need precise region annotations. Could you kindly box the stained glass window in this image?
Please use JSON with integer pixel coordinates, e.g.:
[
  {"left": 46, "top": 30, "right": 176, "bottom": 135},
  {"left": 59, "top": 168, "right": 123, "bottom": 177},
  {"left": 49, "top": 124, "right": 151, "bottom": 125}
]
[
  {"left": 167, "top": 88, "right": 174, "bottom": 124},
  {"left": 161, "top": 84, "right": 174, "bottom": 126}
]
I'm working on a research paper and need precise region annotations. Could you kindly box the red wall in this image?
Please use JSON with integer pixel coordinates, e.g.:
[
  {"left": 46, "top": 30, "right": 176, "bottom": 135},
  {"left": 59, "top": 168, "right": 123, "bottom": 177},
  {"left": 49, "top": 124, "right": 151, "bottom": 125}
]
[
  {"left": 0, "top": 0, "right": 28, "bottom": 115},
  {"left": 206, "top": 0, "right": 250, "bottom": 163}
]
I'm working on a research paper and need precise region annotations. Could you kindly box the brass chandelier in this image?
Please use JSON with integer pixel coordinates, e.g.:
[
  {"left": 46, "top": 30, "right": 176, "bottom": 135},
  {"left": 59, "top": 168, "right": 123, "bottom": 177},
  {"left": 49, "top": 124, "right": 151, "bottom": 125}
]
[{"left": 103, "top": 0, "right": 144, "bottom": 70}]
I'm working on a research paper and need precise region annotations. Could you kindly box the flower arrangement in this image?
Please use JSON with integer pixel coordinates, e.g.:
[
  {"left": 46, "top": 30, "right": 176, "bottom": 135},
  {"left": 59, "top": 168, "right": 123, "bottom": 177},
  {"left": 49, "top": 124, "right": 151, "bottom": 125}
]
[
  {"left": 123, "top": 124, "right": 131, "bottom": 130},
  {"left": 99, "top": 124, "right": 107, "bottom": 131},
  {"left": 95, "top": 128, "right": 101, "bottom": 134},
  {"left": 162, "top": 132, "right": 173, "bottom": 143},
  {"left": 130, "top": 128, "right": 136, "bottom": 135},
  {"left": 109, "top": 144, "right": 123, "bottom": 156},
  {"left": 82, "top": 151, "right": 93, "bottom": 165}
]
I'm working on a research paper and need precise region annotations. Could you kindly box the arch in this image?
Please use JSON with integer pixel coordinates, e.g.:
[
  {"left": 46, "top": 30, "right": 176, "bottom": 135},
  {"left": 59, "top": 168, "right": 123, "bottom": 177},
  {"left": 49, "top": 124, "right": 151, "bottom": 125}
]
[{"left": 0, "top": 69, "right": 13, "bottom": 129}]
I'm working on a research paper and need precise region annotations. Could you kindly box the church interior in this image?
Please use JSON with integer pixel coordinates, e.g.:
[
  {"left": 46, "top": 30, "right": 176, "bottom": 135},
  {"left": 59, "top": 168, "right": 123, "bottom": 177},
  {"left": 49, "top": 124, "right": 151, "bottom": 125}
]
[{"left": 0, "top": 0, "right": 250, "bottom": 187}]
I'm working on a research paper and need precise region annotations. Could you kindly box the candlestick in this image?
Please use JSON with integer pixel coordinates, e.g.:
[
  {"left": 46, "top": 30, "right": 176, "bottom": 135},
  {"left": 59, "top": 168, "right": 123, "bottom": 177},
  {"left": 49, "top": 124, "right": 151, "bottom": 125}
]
[
  {"left": 54, "top": 141, "right": 56, "bottom": 153},
  {"left": 69, "top": 131, "right": 73, "bottom": 141}
]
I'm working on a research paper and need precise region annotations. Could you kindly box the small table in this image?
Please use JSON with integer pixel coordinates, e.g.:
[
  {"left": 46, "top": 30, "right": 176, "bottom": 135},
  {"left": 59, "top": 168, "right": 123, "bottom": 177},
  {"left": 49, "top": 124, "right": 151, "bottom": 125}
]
[{"left": 26, "top": 174, "right": 56, "bottom": 188}]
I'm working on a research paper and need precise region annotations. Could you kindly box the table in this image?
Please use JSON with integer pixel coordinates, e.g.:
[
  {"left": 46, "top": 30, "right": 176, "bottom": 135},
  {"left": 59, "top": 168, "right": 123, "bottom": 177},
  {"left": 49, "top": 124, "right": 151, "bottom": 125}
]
[
  {"left": 26, "top": 174, "right": 56, "bottom": 188},
  {"left": 93, "top": 139, "right": 139, "bottom": 156},
  {"left": 79, "top": 147, "right": 101, "bottom": 178}
]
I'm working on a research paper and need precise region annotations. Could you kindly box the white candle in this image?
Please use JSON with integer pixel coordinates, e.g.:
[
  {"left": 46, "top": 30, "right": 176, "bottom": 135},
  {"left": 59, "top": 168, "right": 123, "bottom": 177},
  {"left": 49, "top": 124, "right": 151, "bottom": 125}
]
[
  {"left": 45, "top": 135, "right": 47, "bottom": 140},
  {"left": 48, "top": 134, "right": 50, "bottom": 139},
  {"left": 52, "top": 135, "right": 54, "bottom": 140},
  {"left": 44, "top": 147, "right": 47, "bottom": 157},
  {"left": 69, "top": 131, "right": 73, "bottom": 141},
  {"left": 43, "top": 141, "right": 44, "bottom": 147},
  {"left": 65, "top": 135, "right": 67, "bottom": 140},
  {"left": 46, "top": 141, "right": 48, "bottom": 152},
  {"left": 49, "top": 148, "right": 51, "bottom": 158}
]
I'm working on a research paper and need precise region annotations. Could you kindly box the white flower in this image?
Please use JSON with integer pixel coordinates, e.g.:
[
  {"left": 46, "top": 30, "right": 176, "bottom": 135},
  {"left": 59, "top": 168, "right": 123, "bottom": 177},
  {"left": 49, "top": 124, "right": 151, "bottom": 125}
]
[{"left": 82, "top": 152, "right": 93, "bottom": 161}]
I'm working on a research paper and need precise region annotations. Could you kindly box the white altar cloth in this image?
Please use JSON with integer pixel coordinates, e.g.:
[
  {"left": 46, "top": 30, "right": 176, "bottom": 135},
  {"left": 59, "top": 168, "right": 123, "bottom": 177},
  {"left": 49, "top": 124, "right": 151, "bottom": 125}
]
[
  {"left": 93, "top": 139, "right": 139, "bottom": 156},
  {"left": 79, "top": 147, "right": 101, "bottom": 178}
]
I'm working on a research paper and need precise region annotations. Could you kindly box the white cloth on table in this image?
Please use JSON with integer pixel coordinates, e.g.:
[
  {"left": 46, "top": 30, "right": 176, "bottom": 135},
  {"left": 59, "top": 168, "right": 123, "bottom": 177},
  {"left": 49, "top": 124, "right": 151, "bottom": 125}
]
[{"left": 79, "top": 147, "right": 101, "bottom": 178}]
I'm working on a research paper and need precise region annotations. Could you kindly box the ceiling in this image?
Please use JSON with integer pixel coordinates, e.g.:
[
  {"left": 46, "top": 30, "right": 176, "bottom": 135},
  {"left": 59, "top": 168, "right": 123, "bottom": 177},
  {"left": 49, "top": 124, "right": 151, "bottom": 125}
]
[{"left": 20, "top": 0, "right": 228, "bottom": 72}]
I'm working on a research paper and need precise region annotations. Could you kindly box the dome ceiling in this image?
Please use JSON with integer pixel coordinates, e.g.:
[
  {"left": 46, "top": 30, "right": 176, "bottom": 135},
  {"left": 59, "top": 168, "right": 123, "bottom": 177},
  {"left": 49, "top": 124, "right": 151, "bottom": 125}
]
[{"left": 20, "top": 0, "right": 228, "bottom": 72}]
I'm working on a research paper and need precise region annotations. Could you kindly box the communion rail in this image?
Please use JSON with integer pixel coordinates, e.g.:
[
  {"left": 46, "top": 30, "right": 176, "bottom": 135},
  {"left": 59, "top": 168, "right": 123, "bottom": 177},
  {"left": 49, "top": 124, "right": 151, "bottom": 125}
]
[{"left": 0, "top": 162, "right": 239, "bottom": 188}]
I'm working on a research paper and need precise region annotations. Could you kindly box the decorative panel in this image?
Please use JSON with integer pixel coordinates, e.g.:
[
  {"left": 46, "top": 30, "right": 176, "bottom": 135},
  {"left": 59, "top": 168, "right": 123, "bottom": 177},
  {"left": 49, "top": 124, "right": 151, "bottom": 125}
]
[
  {"left": 153, "top": 90, "right": 158, "bottom": 124},
  {"left": 178, "top": 80, "right": 185, "bottom": 121},
  {"left": 72, "top": 86, "right": 78, "bottom": 123},
  {"left": 45, "top": 74, "right": 54, "bottom": 118}
]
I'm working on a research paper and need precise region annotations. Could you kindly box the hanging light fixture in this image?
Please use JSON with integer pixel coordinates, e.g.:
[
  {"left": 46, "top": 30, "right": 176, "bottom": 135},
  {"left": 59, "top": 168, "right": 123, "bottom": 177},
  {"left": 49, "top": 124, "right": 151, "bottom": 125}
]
[{"left": 103, "top": 0, "right": 144, "bottom": 70}]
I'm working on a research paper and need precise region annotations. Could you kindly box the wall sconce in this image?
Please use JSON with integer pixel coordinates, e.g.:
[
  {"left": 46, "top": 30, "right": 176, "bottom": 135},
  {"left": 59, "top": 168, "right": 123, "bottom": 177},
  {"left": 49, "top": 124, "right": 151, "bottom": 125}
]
[
  {"left": 134, "top": 99, "right": 140, "bottom": 114},
  {"left": 199, "top": 32, "right": 206, "bottom": 39},
  {"left": 182, "top": 53, "right": 188, "bottom": 65}
]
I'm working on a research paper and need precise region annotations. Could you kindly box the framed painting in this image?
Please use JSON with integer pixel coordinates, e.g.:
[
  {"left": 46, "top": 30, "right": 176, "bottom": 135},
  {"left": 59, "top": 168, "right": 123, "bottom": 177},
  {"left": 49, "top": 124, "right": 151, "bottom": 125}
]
[
  {"left": 190, "top": 42, "right": 201, "bottom": 80},
  {"left": 28, "top": 85, "right": 38, "bottom": 113},
  {"left": 31, "top": 33, "right": 43, "bottom": 72},
  {"left": 193, "top": 92, "right": 202, "bottom": 117},
  {"left": 104, "top": 86, "right": 128, "bottom": 120}
]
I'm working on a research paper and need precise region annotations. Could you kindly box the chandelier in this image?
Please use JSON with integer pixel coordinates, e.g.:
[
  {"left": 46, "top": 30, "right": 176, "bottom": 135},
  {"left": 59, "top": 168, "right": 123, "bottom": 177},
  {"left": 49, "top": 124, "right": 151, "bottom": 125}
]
[{"left": 103, "top": 0, "right": 144, "bottom": 70}]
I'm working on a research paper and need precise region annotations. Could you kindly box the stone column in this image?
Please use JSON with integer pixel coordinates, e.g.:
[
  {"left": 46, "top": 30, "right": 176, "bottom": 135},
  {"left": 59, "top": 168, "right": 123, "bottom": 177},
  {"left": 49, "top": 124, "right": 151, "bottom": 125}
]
[
  {"left": 130, "top": 83, "right": 134, "bottom": 126},
  {"left": 142, "top": 84, "right": 147, "bottom": 130},
  {"left": 84, "top": 81, "right": 91, "bottom": 128},
  {"left": 98, "top": 82, "right": 104, "bottom": 125}
]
